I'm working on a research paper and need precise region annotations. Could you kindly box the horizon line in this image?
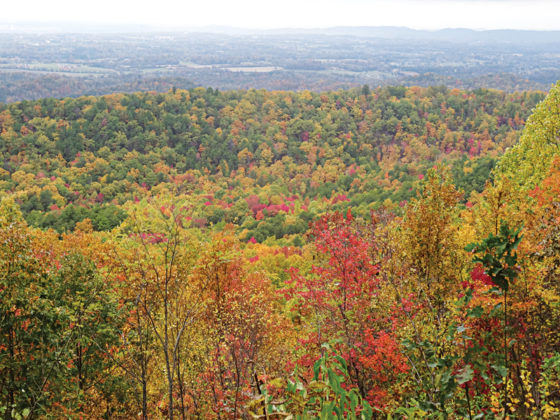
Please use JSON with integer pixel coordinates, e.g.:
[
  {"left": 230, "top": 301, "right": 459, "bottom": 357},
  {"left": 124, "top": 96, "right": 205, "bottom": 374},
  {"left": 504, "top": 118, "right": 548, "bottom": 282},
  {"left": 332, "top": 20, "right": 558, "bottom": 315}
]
[{"left": 1, "top": 22, "right": 560, "bottom": 33}]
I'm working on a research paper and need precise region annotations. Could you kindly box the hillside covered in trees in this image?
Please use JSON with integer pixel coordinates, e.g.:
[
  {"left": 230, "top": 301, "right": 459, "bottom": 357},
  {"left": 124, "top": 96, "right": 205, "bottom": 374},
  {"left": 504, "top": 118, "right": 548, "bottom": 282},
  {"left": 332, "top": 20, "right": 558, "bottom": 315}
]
[
  {"left": 0, "top": 86, "right": 545, "bottom": 239},
  {"left": 1, "top": 82, "right": 559, "bottom": 418}
]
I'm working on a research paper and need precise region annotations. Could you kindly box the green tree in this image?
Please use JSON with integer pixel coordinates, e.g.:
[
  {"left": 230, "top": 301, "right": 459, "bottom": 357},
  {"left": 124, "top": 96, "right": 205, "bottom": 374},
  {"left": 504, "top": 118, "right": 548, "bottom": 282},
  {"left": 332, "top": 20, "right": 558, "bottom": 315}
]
[{"left": 497, "top": 81, "right": 560, "bottom": 188}]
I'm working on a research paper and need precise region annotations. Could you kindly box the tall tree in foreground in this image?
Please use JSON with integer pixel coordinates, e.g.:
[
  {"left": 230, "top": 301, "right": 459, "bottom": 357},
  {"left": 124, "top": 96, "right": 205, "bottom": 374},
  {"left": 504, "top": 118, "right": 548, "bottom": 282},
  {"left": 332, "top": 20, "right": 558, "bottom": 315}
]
[
  {"left": 0, "top": 198, "right": 131, "bottom": 419},
  {"left": 190, "top": 230, "right": 293, "bottom": 418},
  {"left": 0, "top": 198, "right": 48, "bottom": 419},
  {"left": 286, "top": 210, "right": 408, "bottom": 410},
  {"left": 118, "top": 198, "right": 200, "bottom": 419}
]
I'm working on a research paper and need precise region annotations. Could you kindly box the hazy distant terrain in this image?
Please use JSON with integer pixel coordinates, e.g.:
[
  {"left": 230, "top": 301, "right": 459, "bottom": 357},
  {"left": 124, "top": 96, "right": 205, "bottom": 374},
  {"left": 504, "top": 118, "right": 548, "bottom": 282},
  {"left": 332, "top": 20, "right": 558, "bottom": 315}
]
[{"left": 1, "top": 26, "right": 559, "bottom": 101}]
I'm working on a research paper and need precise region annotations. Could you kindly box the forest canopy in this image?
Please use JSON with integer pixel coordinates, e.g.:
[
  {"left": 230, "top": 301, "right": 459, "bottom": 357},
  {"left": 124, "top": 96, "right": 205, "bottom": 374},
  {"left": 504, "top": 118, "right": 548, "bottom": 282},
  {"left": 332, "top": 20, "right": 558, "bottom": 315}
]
[{"left": 0, "top": 85, "right": 545, "bottom": 237}]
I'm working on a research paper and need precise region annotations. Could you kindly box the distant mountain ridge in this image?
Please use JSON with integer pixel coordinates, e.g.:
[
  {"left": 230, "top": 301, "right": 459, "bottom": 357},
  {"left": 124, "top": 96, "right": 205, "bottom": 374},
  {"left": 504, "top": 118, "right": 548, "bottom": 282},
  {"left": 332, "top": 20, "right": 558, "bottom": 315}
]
[
  {"left": 1, "top": 22, "right": 559, "bottom": 43},
  {"left": 265, "top": 27, "right": 560, "bottom": 43}
]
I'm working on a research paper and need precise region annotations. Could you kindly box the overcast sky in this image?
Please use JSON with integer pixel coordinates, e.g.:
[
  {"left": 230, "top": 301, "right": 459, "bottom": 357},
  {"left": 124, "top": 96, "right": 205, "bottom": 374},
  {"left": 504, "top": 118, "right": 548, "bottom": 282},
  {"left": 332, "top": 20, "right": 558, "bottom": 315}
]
[{"left": 2, "top": 0, "right": 559, "bottom": 31}]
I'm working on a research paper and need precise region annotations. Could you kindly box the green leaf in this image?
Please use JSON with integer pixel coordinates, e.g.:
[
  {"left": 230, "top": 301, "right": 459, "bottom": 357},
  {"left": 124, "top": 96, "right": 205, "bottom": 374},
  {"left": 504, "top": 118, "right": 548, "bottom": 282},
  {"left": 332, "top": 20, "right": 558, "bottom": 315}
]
[
  {"left": 334, "top": 405, "right": 344, "bottom": 418},
  {"left": 362, "top": 403, "right": 373, "bottom": 419},
  {"left": 334, "top": 355, "right": 348, "bottom": 371},
  {"left": 321, "top": 401, "right": 335, "bottom": 418},
  {"left": 467, "top": 305, "right": 484, "bottom": 318},
  {"left": 328, "top": 369, "right": 342, "bottom": 393},
  {"left": 492, "top": 364, "right": 507, "bottom": 378},
  {"left": 464, "top": 243, "right": 477, "bottom": 252},
  {"left": 313, "top": 358, "right": 322, "bottom": 380},
  {"left": 349, "top": 391, "right": 358, "bottom": 411},
  {"left": 456, "top": 364, "right": 474, "bottom": 385}
]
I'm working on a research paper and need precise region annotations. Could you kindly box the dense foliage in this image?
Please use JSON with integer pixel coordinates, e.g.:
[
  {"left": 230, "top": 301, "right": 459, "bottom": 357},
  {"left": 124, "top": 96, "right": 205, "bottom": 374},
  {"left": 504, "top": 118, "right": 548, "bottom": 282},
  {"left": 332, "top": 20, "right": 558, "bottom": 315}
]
[
  {"left": 0, "top": 85, "right": 544, "bottom": 239},
  {"left": 1, "top": 82, "right": 559, "bottom": 418}
]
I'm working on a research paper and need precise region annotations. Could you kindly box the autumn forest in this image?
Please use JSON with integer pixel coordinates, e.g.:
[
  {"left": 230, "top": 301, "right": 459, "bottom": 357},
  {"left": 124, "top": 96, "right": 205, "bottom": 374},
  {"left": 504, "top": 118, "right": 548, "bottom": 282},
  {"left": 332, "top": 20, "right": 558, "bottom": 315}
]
[{"left": 1, "top": 81, "right": 560, "bottom": 418}]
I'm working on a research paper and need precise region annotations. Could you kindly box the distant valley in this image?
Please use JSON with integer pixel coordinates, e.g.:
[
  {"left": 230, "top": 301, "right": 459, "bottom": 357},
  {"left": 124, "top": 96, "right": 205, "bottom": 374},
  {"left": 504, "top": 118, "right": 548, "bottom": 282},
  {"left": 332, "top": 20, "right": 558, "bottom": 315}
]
[{"left": 0, "top": 26, "right": 559, "bottom": 101}]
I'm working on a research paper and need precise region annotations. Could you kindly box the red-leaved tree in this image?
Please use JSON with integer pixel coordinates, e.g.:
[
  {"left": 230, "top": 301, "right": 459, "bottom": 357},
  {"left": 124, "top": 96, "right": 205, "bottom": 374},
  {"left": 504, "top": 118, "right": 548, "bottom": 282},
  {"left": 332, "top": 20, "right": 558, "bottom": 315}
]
[{"left": 286, "top": 209, "right": 408, "bottom": 408}]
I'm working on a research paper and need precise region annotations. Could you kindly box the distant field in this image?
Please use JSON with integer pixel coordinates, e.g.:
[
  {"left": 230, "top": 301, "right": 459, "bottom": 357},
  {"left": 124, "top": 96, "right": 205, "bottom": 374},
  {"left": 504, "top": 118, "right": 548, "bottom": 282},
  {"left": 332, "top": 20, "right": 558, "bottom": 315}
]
[{"left": 0, "top": 29, "right": 558, "bottom": 101}]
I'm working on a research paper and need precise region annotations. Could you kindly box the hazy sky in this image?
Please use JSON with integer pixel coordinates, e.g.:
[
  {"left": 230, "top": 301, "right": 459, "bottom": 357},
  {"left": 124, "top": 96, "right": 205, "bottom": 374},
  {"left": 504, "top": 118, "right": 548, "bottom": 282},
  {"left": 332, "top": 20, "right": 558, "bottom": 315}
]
[{"left": 2, "top": 0, "right": 559, "bottom": 30}]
